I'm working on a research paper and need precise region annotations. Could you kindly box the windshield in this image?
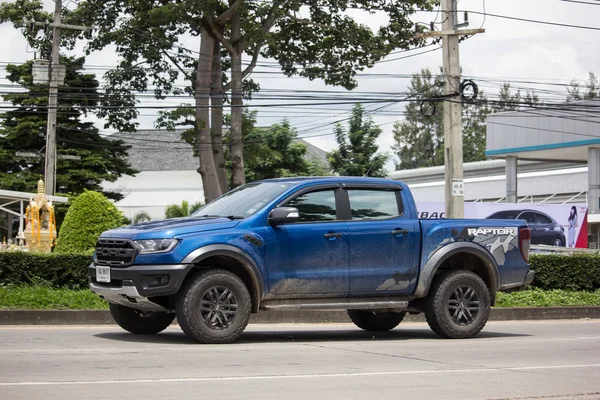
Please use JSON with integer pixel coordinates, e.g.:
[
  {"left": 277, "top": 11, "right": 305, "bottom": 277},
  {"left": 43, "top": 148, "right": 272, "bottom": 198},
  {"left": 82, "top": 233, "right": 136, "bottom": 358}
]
[{"left": 192, "top": 182, "right": 295, "bottom": 218}]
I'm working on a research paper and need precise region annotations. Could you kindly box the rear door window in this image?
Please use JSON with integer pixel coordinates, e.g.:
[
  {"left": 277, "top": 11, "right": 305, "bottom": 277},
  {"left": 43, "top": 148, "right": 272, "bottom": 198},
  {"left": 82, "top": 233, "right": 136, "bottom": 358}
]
[{"left": 347, "top": 189, "right": 401, "bottom": 220}]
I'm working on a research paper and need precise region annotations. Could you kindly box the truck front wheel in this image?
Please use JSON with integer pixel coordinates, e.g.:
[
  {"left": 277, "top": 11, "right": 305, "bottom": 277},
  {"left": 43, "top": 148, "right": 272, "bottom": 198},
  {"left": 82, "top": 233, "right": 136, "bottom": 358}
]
[
  {"left": 176, "top": 269, "right": 251, "bottom": 344},
  {"left": 109, "top": 303, "right": 175, "bottom": 334},
  {"left": 347, "top": 310, "right": 406, "bottom": 332},
  {"left": 425, "top": 270, "right": 491, "bottom": 339}
]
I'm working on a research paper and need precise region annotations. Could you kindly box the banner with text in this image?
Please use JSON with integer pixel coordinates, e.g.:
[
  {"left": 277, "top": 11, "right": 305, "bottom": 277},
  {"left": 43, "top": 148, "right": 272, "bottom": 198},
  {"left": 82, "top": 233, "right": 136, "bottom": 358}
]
[{"left": 417, "top": 202, "right": 588, "bottom": 248}]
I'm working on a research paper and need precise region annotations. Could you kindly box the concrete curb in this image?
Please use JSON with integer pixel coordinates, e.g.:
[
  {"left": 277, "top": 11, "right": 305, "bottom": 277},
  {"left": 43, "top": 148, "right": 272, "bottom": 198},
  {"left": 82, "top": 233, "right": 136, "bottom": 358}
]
[{"left": 1, "top": 307, "right": 600, "bottom": 325}]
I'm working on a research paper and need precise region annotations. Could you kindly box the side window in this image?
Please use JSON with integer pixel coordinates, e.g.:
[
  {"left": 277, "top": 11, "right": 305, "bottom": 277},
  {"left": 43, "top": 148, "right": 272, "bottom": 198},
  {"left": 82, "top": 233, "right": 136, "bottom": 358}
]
[
  {"left": 534, "top": 213, "right": 552, "bottom": 224},
  {"left": 348, "top": 189, "right": 401, "bottom": 220},
  {"left": 520, "top": 212, "right": 536, "bottom": 224},
  {"left": 286, "top": 190, "right": 337, "bottom": 222}
]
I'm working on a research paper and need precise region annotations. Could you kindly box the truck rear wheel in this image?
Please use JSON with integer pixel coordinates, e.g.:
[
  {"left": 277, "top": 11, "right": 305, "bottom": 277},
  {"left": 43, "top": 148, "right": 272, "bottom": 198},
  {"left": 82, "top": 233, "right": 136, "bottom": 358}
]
[
  {"left": 347, "top": 310, "right": 406, "bottom": 332},
  {"left": 109, "top": 303, "right": 175, "bottom": 334},
  {"left": 176, "top": 269, "right": 251, "bottom": 344},
  {"left": 425, "top": 270, "right": 491, "bottom": 339}
]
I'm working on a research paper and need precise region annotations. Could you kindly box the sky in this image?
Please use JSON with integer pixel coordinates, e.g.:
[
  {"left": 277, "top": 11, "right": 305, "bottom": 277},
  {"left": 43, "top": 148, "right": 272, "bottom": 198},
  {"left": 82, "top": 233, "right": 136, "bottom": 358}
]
[{"left": 1, "top": 0, "right": 598, "bottom": 172}]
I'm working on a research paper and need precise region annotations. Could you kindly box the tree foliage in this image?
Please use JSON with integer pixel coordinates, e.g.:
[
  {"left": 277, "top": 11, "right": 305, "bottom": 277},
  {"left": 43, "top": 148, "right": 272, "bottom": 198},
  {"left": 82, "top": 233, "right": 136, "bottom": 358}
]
[
  {"left": 391, "top": 69, "right": 538, "bottom": 170},
  {"left": 567, "top": 72, "right": 599, "bottom": 102},
  {"left": 165, "top": 200, "right": 203, "bottom": 219},
  {"left": 54, "top": 191, "right": 124, "bottom": 254},
  {"left": 0, "top": 0, "right": 434, "bottom": 201},
  {"left": 225, "top": 110, "right": 329, "bottom": 182},
  {"left": 392, "top": 69, "right": 445, "bottom": 170},
  {"left": 0, "top": 57, "right": 136, "bottom": 200},
  {"left": 329, "top": 104, "right": 388, "bottom": 177},
  {"left": 132, "top": 211, "right": 152, "bottom": 224}
]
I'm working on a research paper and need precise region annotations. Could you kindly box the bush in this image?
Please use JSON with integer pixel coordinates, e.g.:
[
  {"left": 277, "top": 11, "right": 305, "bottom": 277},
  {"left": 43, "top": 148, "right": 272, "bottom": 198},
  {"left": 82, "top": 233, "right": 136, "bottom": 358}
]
[
  {"left": 0, "top": 252, "right": 91, "bottom": 289},
  {"left": 54, "top": 191, "right": 124, "bottom": 254},
  {"left": 529, "top": 254, "right": 600, "bottom": 291}
]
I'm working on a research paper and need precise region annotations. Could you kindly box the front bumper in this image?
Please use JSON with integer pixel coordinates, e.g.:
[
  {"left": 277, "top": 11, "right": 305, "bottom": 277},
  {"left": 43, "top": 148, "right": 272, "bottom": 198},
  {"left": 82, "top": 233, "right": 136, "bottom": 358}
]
[{"left": 88, "top": 263, "right": 190, "bottom": 312}]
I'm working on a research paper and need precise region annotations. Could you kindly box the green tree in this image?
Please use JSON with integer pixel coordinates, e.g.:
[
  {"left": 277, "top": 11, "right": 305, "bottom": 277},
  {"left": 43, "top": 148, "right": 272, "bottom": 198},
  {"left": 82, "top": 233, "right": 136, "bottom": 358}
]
[
  {"left": 567, "top": 72, "right": 599, "bottom": 102},
  {"left": 54, "top": 191, "right": 124, "bottom": 254},
  {"left": 132, "top": 211, "right": 152, "bottom": 224},
  {"left": 165, "top": 200, "right": 203, "bottom": 219},
  {"left": 329, "top": 104, "right": 388, "bottom": 177},
  {"left": 392, "top": 69, "right": 444, "bottom": 170},
  {"left": 0, "top": 57, "right": 136, "bottom": 200},
  {"left": 392, "top": 70, "right": 536, "bottom": 170},
  {"left": 223, "top": 110, "right": 329, "bottom": 182},
  {"left": 244, "top": 119, "right": 313, "bottom": 181}
]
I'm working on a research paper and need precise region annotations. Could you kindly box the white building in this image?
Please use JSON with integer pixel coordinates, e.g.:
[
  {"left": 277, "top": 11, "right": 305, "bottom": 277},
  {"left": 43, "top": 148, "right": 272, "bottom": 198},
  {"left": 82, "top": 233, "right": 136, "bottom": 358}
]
[
  {"left": 390, "top": 99, "right": 600, "bottom": 248},
  {"left": 102, "top": 130, "right": 329, "bottom": 221}
]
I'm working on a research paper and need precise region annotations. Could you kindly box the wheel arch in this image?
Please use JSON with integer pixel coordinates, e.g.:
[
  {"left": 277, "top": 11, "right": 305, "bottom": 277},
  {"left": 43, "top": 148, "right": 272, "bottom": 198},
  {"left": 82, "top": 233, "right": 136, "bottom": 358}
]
[
  {"left": 181, "top": 245, "right": 264, "bottom": 313},
  {"left": 414, "top": 242, "right": 500, "bottom": 304}
]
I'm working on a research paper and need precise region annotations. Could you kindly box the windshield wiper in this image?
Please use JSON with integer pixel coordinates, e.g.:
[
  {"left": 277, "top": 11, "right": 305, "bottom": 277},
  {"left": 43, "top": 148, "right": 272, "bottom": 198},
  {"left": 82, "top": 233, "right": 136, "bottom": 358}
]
[{"left": 197, "top": 214, "right": 244, "bottom": 220}]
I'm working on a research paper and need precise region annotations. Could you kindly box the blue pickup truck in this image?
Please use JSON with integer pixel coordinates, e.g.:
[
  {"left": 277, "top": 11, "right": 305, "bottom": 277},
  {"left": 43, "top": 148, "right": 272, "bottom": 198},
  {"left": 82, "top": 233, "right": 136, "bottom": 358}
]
[{"left": 90, "top": 177, "right": 534, "bottom": 344}]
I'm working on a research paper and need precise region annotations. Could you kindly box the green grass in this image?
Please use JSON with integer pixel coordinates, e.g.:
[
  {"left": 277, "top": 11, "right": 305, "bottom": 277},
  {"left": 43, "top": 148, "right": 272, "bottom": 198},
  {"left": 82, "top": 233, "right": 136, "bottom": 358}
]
[
  {"left": 495, "top": 288, "right": 600, "bottom": 308},
  {"left": 0, "top": 285, "right": 109, "bottom": 310},
  {"left": 1, "top": 286, "right": 600, "bottom": 310}
]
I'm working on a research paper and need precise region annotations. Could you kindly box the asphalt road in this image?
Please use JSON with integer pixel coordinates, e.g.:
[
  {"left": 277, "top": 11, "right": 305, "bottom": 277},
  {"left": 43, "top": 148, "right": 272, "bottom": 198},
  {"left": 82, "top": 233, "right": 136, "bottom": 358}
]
[{"left": 1, "top": 320, "right": 599, "bottom": 400}]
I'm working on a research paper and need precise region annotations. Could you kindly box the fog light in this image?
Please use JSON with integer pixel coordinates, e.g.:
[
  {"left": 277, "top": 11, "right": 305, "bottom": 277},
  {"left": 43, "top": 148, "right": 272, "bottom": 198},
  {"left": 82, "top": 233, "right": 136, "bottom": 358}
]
[{"left": 147, "top": 275, "right": 170, "bottom": 287}]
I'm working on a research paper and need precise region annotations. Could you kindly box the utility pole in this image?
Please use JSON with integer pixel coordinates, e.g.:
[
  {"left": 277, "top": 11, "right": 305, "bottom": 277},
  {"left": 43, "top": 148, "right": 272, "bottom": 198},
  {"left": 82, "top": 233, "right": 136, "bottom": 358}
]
[
  {"left": 28, "top": 0, "right": 89, "bottom": 196},
  {"left": 44, "top": 0, "right": 62, "bottom": 197},
  {"left": 417, "top": 0, "right": 484, "bottom": 218}
]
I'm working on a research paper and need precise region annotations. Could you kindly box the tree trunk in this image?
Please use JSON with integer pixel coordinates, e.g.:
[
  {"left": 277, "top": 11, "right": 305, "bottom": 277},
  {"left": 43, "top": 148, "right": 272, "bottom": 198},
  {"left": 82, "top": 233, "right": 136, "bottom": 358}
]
[
  {"left": 229, "top": 2, "right": 246, "bottom": 188},
  {"left": 195, "top": 27, "right": 221, "bottom": 203},
  {"left": 210, "top": 40, "right": 228, "bottom": 193}
]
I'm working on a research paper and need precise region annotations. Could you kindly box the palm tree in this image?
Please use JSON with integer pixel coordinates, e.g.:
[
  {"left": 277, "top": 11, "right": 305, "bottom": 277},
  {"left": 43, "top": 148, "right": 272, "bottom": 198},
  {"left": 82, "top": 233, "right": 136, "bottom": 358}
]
[
  {"left": 133, "top": 211, "right": 152, "bottom": 224},
  {"left": 165, "top": 200, "right": 203, "bottom": 219}
]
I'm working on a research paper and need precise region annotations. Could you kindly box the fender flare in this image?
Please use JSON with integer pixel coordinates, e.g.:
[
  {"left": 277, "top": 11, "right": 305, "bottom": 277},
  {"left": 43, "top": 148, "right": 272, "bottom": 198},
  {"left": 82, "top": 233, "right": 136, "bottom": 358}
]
[
  {"left": 182, "top": 244, "right": 264, "bottom": 312},
  {"left": 413, "top": 242, "right": 500, "bottom": 299}
]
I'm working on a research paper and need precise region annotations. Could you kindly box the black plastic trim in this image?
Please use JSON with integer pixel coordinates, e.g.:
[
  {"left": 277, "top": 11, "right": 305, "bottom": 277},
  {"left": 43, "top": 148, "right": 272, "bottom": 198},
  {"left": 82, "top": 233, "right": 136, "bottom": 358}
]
[
  {"left": 413, "top": 242, "right": 500, "bottom": 299},
  {"left": 89, "top": 263, "right": 189, "bottom": 297}
]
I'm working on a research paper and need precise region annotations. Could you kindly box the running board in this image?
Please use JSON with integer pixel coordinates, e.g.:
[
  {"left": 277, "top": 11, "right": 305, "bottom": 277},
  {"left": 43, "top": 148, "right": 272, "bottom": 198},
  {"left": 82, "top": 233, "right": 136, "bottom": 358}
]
[{"left": 259, "top": 299, "right": 409, "bottom": 312}]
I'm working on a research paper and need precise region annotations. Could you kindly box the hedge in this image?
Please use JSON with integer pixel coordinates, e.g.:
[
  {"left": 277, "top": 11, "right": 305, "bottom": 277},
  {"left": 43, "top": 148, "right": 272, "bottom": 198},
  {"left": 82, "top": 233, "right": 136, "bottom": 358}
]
[
  {"left": 529, "top": 254, "right": 600, "bottom": 291},
  {"left": 0, "top": 252, "right": 91, "bottom": 290},
  {"left": 0, "top": 252, "right": 599, "bottom": 292}
]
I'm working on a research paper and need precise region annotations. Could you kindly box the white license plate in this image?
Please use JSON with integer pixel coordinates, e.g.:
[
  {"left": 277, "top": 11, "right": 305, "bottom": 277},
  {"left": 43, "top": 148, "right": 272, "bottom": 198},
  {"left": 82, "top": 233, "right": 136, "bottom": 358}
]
[{"left": 96, "top": 266, "right": 111, "bottom": 283}]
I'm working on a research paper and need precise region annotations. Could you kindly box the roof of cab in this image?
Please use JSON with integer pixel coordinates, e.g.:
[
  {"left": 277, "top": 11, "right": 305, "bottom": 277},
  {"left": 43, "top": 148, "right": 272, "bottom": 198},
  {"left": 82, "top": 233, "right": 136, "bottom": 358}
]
[{"left": 258, "top": 176, "right": 406, "bottom": 186}]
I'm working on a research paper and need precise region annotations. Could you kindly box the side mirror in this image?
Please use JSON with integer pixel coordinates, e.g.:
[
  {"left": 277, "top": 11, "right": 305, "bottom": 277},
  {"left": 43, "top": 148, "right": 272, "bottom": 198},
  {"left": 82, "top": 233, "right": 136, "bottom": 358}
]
[{"left": 268, "top": 207, "right": 301, "bottom": 226}]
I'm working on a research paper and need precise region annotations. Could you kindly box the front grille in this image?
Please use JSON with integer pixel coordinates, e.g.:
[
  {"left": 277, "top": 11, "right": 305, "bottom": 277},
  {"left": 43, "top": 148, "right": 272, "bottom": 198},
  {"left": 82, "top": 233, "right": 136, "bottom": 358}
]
[{"left": 95, "top": 238, "right": 137, "bottom": 266}]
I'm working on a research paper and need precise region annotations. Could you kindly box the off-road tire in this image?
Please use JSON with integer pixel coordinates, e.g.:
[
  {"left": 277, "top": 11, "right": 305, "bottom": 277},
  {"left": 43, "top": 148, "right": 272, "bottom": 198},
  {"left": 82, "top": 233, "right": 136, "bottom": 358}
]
[
  {"left": 347, "top": 310, "right": 406, "bottom": 332},
  {"left": 424, "top": 270, "right": 491, "bottom": 339},
  {"left": 109, "top": 303, "right": 175, "bottom": 334},
  {"left": 176, "top": 269, "right": 251, "bottom": 344}
]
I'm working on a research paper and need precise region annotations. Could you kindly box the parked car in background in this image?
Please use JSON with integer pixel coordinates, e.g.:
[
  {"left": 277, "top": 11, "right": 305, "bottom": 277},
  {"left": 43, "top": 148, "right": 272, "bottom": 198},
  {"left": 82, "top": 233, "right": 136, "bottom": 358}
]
[{"left": 486, "top": 209, "right": 565, "bottom": 246}]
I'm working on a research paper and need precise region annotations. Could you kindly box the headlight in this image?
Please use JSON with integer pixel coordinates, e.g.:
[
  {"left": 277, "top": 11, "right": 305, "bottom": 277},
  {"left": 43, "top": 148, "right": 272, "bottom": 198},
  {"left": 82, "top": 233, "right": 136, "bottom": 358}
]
[{"left": 134, "top": 239, "right": 179, "bottom": 254}]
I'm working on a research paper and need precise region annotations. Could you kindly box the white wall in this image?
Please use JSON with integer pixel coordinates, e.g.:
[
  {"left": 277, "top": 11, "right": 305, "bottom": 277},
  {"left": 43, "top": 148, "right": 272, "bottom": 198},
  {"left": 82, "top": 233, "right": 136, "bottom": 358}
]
[
  {"left": 408, "top": 167, "right": 588, "bottom": 203},
  {"left": 102, "top": 170, "right": 205, "bottom": 221}
]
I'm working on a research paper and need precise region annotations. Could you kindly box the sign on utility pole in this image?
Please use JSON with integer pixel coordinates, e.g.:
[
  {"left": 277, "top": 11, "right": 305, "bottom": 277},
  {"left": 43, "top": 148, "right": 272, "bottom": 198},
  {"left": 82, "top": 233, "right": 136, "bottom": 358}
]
[
  {"left": 417, "top": 0, "right": 484, "bottom": 218},
  {"left": 28, "top": 0, "right": 89, "bottom": 196}
]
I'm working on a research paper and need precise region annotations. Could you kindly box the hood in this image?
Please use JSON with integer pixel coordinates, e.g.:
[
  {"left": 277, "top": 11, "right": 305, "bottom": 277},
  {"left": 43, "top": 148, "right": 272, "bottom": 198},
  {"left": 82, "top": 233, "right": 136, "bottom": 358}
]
[{"left": 100, "top": 217, "right": 242, "bottom": 240}]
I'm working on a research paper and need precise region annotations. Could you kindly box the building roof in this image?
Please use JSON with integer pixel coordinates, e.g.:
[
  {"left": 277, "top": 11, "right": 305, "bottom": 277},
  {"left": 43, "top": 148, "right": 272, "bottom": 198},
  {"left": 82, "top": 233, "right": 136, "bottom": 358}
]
[
  {"left": 0, "top": 189, "right": 68, "bottom": 204},
  {"left": 486, "top": 99, "right": 600, "bottom": 162},
  {"left": 388, "top": 159, "right": 583, "bottom": 184},
  {"left": 112, "top": 129, "right": 329, "bottom": 172}
]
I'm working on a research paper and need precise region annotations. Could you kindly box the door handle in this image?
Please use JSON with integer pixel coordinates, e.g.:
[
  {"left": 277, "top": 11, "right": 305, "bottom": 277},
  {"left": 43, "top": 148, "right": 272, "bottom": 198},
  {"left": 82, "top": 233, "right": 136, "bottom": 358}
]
[
  {"left": 324, "top": 232, "right": 343, "bottom": 239},
  {"left": 391, "top": 229, "right": 409, "bottom": 236}
]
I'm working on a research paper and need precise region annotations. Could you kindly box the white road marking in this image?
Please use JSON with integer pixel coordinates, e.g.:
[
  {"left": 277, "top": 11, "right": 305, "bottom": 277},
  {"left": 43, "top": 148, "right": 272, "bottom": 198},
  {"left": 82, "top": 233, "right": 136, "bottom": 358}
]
[{"left": 1, "top": 364, "right": 600, "bottom": 387}]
